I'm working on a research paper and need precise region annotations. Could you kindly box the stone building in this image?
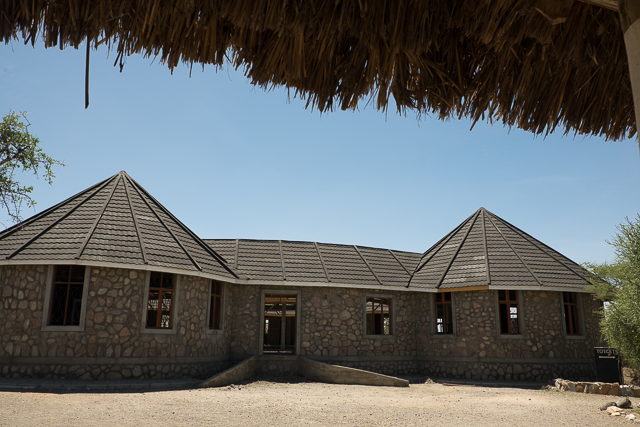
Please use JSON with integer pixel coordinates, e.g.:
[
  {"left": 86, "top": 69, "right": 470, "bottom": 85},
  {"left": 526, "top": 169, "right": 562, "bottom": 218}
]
[{"left": 0, "top": 171, "right": 602, "bottom": 382}]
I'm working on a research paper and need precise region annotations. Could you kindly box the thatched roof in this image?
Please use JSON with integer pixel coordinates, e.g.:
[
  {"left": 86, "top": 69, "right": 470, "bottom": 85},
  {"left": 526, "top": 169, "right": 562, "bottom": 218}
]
[{"left": 1, "top": 0, "right": 634, "bottom": 140}]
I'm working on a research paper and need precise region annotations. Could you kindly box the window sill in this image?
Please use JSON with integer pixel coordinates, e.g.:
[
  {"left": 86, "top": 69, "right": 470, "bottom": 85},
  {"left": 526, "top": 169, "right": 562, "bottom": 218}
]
[
  {"left": 206, "top": 328, "right": 224, "bottom": 335},
  {"left": 431, "top": 333, "right": 456, "bottom": 338},
  {"left": 497, "top": 333, "right": 525, "bottom": 339},
  {"left": 563, "top": 334, "right": 586, "bottom": 340},
  {"left": 41, "top": 325, "right": 84, "bottom": 332},
  {"left": 141, "top": 328, "right": 177, "bottom": 335},
  {"left": 364, "top": 334, "right": 395, "bottom": 340}
]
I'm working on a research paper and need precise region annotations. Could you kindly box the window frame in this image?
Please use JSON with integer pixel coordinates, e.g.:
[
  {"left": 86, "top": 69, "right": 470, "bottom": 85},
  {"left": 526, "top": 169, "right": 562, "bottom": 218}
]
[
  {"left": 495, "top": 289, "right": 524, "bottom": 338},
  {"left": 41, "top": 265, "right": 91, "bottom": 332},
  {"left": 206, "top": 280, "right": 224, "bottom": 333},
  {"left": 562, "top": 291, "right": 585, "bottom": 339},
  {"left": 432, "top": 291, "right": 456, "bottom": 336},
  {"left": 140, "top": 271, "right": 180, "bottom": 335},
  {"left": 258, "top": 289, "right": 301, "bottom": 355},
  {"left": 364, "top": 295, "right": 394, "bottom": 337}
]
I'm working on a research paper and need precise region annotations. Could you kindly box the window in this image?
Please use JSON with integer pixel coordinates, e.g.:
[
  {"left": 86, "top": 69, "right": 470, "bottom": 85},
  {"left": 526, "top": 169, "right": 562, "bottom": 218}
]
[
  {"left": 146, "top": 272, "right": 174, "bottom": 329},
  {"left": 366, "top": 297, "right": 392, "bottom": 335},
  {"left": 209, "top": 281, "right": 222, "bottom": 330},
  {"left": 563, "top": 292, "right": 581, "bottom": 335},
  {"left": 435, "top": 292, "right": 453, "bottom": 334},
  {"left": 498, "top": 290, "right": 520, "bottom": 334},
  {"left": 49, "top": 265, "right": 86, "bottom": 326}
]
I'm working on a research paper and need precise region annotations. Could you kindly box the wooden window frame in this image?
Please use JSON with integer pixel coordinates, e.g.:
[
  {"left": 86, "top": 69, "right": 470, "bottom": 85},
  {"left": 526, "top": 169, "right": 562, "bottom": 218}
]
[
  {"left": 497, "top": 290, "right": 521, "bottom": 335},
  {"left": 365, "top": 296, "right": 393, "bottom": 336},
  {"left": 434, "top": 292, "right": 454, "bottom": 335},
  {"left": 563, "top": 292, "right": 582, "bottom": 336},
  {"left": 141, "top": 271, "right": 179, "bottom": 334},
  {"left": 208, "top": 280, "right": 223, "bottom": 330},
  {"left": 42, "top": 265, "right": 90, "bottom": 332},
  {"left": 258, "top": 290, "right": 301, "bottom": 355}
]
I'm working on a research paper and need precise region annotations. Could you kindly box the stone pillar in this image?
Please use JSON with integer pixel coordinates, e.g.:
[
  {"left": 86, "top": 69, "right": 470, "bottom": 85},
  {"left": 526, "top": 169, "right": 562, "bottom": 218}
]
[{"left": 619, "top": 0, "right": 640, "bottom": 155}]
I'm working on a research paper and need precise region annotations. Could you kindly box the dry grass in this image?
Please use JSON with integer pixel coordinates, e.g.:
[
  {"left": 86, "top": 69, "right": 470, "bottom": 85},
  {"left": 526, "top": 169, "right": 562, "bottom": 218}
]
[{"left": 0, "top": 0, "right": 634, "bottom": 140}]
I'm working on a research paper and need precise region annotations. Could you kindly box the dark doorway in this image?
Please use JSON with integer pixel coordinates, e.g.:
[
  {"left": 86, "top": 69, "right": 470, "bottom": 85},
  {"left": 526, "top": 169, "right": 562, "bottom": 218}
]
[{"left": 263, "top": 294, "right": 297, "bottom": 354}]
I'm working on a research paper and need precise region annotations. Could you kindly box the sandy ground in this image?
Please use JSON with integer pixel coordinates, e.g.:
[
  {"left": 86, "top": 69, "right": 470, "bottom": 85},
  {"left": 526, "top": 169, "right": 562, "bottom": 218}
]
[{"left": 0, "top": 379, "right": 637, "bottom": 427}]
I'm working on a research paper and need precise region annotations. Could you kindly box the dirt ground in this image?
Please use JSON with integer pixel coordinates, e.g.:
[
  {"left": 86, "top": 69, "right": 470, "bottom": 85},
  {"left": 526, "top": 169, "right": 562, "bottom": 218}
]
[{"left": 0, "top": 379, "right": 637, "bottom": 427}]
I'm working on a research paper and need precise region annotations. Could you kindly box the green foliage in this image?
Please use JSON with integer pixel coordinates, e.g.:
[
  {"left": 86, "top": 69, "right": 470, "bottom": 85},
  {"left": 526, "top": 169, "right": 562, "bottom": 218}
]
[
  {"left": 0, "top": 111, "right": 64, "bottom": 224},
  {"left": 585, "top": 215, "right": 640, "bottom": 370}
]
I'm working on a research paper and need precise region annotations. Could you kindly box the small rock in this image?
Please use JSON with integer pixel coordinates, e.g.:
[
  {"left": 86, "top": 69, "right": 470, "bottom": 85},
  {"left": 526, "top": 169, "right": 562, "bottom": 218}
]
[
  {"left": 621, "top": 385, "right": 634, "bottom": 397},
  {"left": 600, "top": 401, "right": 617, "bottom": 411},
  {"left": 616, "top": 397, "right": 632, "bottom": 409},
  {"left": 607, "top": 406, "right": 624, "bottom": 414},
  {"left": 610, "top": 412, "right": 621, "bottom": 417},
  {"left": 626, "top": 414, "right": 637, "bottom": 421}
]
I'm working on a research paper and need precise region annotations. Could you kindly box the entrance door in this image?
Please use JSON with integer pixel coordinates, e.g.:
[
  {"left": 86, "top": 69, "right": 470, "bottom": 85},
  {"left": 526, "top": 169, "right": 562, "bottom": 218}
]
[{"left": 263, "top": 294, "right": 297, "bottom": 354}]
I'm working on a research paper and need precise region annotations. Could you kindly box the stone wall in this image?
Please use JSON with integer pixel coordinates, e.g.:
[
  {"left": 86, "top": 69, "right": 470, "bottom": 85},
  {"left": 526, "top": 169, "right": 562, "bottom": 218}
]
[
  {"left": 420, "top": 290, "right": 603, "bottom": 381},
  {"left": 1, "top": 266, "right": 603, "bottom": 382},
  {"left": 299, "top": 287, "right": 427, "bottom": 358},
  {"left": 227, "top": 285, "right": 429, "bottom": 360},
  {"left": 0, "top": 265, "right": 231, "bottom": 380}
]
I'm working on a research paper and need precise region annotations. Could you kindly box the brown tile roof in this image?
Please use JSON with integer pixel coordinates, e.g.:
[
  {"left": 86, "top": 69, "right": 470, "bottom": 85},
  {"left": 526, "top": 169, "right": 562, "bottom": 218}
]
[
  {"left": 0, "top": 172, "right": 591, "bottom": 292},
  {"left": 409, "top": 208, "right": 590, "bottom": 291},
  {"left": 204, "top": 239, "right": 422, "bottom": 289},
  {"left": 0, "top": 171, "right": 237, "bottom": 279}
]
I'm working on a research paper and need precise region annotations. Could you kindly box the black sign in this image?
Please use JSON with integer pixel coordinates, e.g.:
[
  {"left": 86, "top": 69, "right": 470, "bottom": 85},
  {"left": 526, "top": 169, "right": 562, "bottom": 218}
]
[{"left": 594, "top": 347, "right": 621, "bottom": 383}]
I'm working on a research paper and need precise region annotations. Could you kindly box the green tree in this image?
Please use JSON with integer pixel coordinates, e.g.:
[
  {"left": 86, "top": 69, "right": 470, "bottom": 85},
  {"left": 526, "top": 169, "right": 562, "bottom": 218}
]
[
  {"left": 584, "top": 215, "right": 640, "bottom": 369},
  {"left": 0, "top": 111, "right": 63, "bottom": 224}
]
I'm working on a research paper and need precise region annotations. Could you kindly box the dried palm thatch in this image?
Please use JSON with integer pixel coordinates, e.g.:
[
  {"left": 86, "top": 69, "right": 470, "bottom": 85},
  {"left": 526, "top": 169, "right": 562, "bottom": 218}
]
[{"left": 0, "top": 0, "right": 634, "bottom": 140}]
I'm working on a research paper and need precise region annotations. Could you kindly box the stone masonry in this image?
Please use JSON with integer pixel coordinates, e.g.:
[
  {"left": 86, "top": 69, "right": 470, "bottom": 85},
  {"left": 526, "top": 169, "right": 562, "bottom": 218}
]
[
  {"left": 0, "top": 265, "right": 230, "bottom": 380},
  {"left": 1, "top": 266, "right": 603, "bottom": 381}
]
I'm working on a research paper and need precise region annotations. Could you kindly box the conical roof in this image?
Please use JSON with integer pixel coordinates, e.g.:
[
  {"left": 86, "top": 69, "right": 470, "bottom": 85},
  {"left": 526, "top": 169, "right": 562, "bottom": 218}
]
[
  {"left": 0, "top": 171, "right": 237, "bottom": 280},
  {"left": 409, "top": 208, "right": 589, "bottom": 291}
]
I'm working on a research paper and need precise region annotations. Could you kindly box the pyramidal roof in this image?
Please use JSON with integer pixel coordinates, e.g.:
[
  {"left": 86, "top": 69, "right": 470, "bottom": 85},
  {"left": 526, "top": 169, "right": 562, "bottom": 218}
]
[
  {"left": 408, "top": 208, "right": 589, "bottom": 291},
  {"left": 0, "top": 171, "right": 237, "bottom": 280}
]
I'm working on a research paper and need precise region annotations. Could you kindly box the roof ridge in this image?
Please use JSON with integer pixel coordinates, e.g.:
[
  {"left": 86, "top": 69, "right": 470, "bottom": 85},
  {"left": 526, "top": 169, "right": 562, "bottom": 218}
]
[
  {"left": 209, "top": 238, "right": 423, "bottom": 255},
  {"left": 126, "top": 174, "right": 237, "bottom": 278},
  {"left": 485, "top": 211, "right": 543, "bottom": 286},
  {"left": 123, "top": 175, "right": 148, "bottom": 264},
  {"left": 481, "top": 209, "right": 491, "bottom": 285},
  {"left": 0, "top": 174, "right": 113, "bottom": 240},
  {"left": 75, "top": 174, "right": 122, "bottom": 259},
  {"left": 279, "top": 240, "right": 287, "bottom": 281},
  {"left": 410, "top": 209, "right": 477, "bottom": 279},
  {"left": 435, "top": 209, "right": 481, "bottom": 289},
  {"left": 353, "top": 245, "right": 383, "bottom": 285},
  {"left": 234, "top": 239, "right": 239, "bottom": 271},
  {"left": 487, "top": 209, "right": 588, "bottom": 281},
  {"left": 6, "top": 174, "right": 118, "bottom": 260},
  {"left": 388, "top": 249, "right": 411, "bottom": 275},
  {"left": 126, "top": 175, "right": 203, "bottom": 272},
  {"left": 314, "top": 242, "right": 331, "bottom": 282}
]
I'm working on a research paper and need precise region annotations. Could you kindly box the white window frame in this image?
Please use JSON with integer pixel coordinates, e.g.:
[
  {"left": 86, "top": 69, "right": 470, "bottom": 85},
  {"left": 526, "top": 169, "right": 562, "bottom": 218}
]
[{"left": 41, "top": 265, "right": 91, "bottom": 332}]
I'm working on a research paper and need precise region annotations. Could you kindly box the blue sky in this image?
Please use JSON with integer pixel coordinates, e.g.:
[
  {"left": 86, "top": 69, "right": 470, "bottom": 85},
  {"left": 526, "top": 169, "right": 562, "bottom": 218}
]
[{"left": 1, "top": 40, "right": 639, "bottom": 264}]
